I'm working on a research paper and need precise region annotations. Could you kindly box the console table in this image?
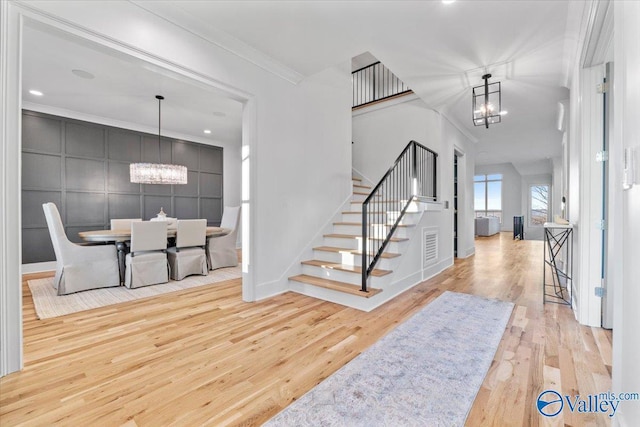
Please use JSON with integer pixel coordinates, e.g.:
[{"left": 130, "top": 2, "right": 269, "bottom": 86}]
[{"left": 543, "top": 222, "right": 573, "bottom": 305}]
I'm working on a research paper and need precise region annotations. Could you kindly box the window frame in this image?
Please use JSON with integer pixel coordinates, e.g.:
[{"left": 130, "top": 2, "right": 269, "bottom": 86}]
[
  {"left": 474, "top": 173, "right": 503, "bottom": 223},
  {"left": 529, "top": 183, "right": 550, "bottom": 227}
]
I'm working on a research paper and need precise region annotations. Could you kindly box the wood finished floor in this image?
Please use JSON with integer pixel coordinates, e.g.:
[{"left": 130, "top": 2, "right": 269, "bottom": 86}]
[{"left": 0, "top": 233, "right": 612, "bottom": 426}]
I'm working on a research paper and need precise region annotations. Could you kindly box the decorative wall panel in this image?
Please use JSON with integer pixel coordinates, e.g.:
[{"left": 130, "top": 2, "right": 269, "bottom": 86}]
[{"left": 21, "top": 110, "right": 224, "bottom": 263}]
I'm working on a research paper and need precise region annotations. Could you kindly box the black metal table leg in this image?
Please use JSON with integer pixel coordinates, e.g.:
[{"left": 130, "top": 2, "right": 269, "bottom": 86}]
[{"left": 116, "top": 241, "right": 127, "bottom": 285}]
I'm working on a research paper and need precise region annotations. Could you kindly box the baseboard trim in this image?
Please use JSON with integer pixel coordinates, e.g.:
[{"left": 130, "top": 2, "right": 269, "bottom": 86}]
[
  {"left": 22, "top": 262, "right": 56, "bottom": 274},
  {"left": 457, "top": 247, "right": 476, "bottom": 259}
]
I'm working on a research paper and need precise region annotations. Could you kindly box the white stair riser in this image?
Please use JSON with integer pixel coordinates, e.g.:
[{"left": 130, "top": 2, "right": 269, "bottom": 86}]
[
  {"left": 333, "top": 224, "right": 412, "bottom": 238},
  {"left": 351, "top": 193, "right": 370, "bottom": 202},
  {"left": 350, "top": 203, "right": 406, "bottom": 213},
  {"left": 301, "top": 264, "right": 388, "bottom": 287},
  {"left": 333, "top": 224, "right": 364, "bottom": 235},
  {"left": 351, "top": 192, "right": 381, "bottom": 201},
  {"left": 312, "top": 250, "right": 396, "bottom": 270},
  {"left": 341, "top": 212, "right": 364, "bottom": 222},
  {"left": 383, "top": 227, "right": 411, "bottom": 239},
  {"left": 350, "top": 202, "right": 422, "bottom": 213},
  {"left": 322, "top": 237, "right": 405, "bottom": 253},
  {"left": 341, "top": 212, "right": 420, "bottom": 225},
  {"left": 323, "top": 237, "right": 360, "bottom": 250},
  {"left": 353, "top": 185, "right": 371, "bottom": 193}
]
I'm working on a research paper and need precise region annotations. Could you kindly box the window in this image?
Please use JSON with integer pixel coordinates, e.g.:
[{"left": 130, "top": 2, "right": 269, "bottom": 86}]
[
  {"left": 530, "top": 185, "right": 550, "bottom": 226},
  {"left": 474, "top": 174, "right": 502, "bottom": 222}
]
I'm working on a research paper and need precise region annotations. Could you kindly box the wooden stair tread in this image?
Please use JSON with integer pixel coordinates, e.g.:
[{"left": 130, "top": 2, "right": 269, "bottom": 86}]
[
  {"left": 353, "top": 191, "right": 380, "bottom": 196},
  {"left": 351, "top": 177, "right": 362, "bottom": 182},
  {"left": 324, "top": 233, "right": 409, "bottom": 242},
  {"left": 353, "top": 184, "right": 372, "bottom": 190},
  {"left": 333, "top": 222, "right": 415, "bottom": 228},
  {"left": 301, "top": 260, "right": 392, "bottom": 277},
  {"left": 289, "top": 274, "right": 382, "bottom": 297},
  {"left": 313, "top": 246, "right": 401, "bottom": 258}
]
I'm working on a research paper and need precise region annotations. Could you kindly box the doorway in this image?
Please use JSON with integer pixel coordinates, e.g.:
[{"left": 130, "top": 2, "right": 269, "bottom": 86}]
[
  {"left": 1, "top": 5, "right": 255, "bottom": 376},
  {"left": 454, "top": 153, "right": 459, "bottom": 257}
]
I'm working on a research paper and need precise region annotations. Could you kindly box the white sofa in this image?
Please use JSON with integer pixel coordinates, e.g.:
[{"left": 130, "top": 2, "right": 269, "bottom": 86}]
[{"left": 475, "top": 216, "right": 500, "bottom": 236}]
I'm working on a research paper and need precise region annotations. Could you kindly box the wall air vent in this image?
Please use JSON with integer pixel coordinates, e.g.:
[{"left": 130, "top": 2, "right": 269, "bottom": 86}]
[{"left": 423, "top": 228, "right": 438, "bottom": 268}]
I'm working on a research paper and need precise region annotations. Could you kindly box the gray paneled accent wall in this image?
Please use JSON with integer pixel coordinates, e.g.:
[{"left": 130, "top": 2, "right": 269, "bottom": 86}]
[{"left": 22, "top": 110, "right": 224, "bottom": 264}]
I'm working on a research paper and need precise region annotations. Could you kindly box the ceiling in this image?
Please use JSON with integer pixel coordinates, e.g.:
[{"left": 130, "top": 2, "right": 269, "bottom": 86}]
[
  {"left": 22, "top": 24, "right": 243, "bottom": 145},
  {"left": 23, "top": 0, "right": 578, "bottom": 172}
]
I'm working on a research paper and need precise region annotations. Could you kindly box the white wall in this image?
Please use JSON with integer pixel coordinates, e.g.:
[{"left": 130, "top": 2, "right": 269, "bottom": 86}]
[
  {"left": 352, "top": 97, "right": 475, "bottom": 273},
  {"left": 566, "top": 47, "right": 583, "bottom": 323},
  {"left": 253, "top": 63, "right": 352, "bottom": 298},
  {"left": 551, "top": 156, "right": 563, "bottom": 219},
  {"left": 1, "top": 1, "right": 353, "bottom": 374},
  {"left": 612, "top": 1, "right": 640, "bottom": 425},
  {"left": 474, "top": 163, "right": 523, "bottom": 233},
  {"left": 352, "top": 98, "right": 440, "bottom": 183}
]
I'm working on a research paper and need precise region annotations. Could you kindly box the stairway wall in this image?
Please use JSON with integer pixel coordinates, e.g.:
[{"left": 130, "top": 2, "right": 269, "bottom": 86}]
[
  {"left": 352, "top": 97, "right": 475, "bottom": 280},
  {"left": 382, "top": 207, "right": 453, "bottom": 294},
  {"left": 352, "top": 98, "right": 440, "bottom": 184}
]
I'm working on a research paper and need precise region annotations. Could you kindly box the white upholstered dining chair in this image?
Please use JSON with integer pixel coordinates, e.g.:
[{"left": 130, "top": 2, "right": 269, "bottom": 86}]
[
  {"left": 42, "top": 202, "right": 120, "bottom": 295},
  {"left": 110, "top": 218, "right": 142, "bottom": 230},
  {"left": 207, "top": 206, "right": 241, "bottom": 270},
  {"left": 167, "top": 219, "right": 208, "bottom": 280},
  {"left": 124, "top": 221, "right": 169, "bottom": 288}
]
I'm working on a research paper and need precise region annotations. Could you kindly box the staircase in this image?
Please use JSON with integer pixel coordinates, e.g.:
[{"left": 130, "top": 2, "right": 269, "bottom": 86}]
[
  {"left": 288, "top": 176, "right": 423, "bottom": 303},
  {"left": 289, "top": 140, "right": 438, "bottom": 311}
]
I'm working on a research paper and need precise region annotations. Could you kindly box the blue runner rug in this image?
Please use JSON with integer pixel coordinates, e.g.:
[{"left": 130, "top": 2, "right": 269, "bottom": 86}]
[{"left": 264, "top": 291, "right": 514, "bottom": 426}]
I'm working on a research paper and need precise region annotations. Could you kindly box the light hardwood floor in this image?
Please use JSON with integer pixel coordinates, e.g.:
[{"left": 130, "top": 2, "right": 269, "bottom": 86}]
[{"left": 0, "top": 233, "right": 612, "bottom": 426}]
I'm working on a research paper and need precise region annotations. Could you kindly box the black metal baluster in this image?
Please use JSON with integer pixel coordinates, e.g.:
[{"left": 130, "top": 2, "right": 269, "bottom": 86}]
[{"left": 362, "top": 199, "right": 367, "bottom": 292}]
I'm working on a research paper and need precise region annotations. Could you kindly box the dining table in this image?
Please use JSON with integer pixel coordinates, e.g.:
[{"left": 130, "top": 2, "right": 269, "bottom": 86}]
[{"left": 79, "top": 226, "right": 230, "bottom": 283}]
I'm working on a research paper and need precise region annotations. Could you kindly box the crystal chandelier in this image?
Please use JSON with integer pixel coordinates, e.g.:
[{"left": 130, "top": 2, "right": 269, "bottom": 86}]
[{"left": 130, "top": 95, "right": 187, "bottom": 185}]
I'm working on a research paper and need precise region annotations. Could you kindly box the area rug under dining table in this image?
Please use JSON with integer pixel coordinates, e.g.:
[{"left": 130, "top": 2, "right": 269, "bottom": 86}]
[
  {"left": 28, "top": 266, "right": 241, "bottom": 319},
  {"left": 263, "top": 291, "right": 514, "bottom": 427}
]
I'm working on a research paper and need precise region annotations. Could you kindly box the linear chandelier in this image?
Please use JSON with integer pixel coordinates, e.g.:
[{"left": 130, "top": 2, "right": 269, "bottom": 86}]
[
  {"left": 472, "top": 73, "right": 503, "bottom": 128},
  {"left": 130, "top": 95, "right": 188, "bottom": 185}
]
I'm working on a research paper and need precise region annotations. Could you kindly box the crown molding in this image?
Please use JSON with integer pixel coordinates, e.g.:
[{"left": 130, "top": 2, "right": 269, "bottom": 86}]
[
  {"left": 561, "top": 0, "right": 591, "bottom": 88},
  {"left": 129, "top": 1, "right": 304, "bottom": 85},
  {"left": 439, "top": 112, "right": 479, "bottom": 145},
  {"left": 581, "top": 0, "right": 613, "bottom": 68},
  {"left": 22, "top": 102, "right": 237, "bottom": 148}
]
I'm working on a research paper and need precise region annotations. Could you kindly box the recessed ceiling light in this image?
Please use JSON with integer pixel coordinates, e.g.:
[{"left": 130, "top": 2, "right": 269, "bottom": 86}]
[
  {"left": 29, "top": 90, "right": 43, "bottom": 96},
  {"left": 71, "top": 69, "right": 95, "bottom": 79},
  {"left": 212, "top": 111, "right": 226, "bottom": 117},
  {"left": 203, "top": 129, "right": 212, "bottom": 134},
  {"left": 442, "top": 0, "right": 456, "bottom": 4}
]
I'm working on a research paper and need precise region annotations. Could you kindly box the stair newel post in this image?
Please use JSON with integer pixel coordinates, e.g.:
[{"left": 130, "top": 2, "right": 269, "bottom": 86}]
[
  {"left": 412, "top": 141, "right": 417, "bottom": 198},
  {"left": 434, "top": 151, "right": 438, "bottom": 201},
  {"left": 361, "top": 203, "right": 368, "bottom": 292}
]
